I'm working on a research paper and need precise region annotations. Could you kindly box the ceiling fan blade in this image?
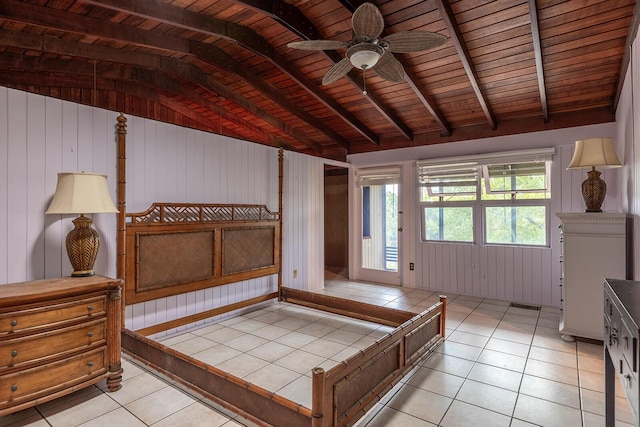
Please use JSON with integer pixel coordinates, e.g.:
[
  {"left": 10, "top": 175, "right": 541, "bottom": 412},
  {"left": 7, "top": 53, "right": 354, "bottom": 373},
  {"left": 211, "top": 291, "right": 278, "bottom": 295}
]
[
  {"left": 322, "top": 57, "right": 354, "bottom": 85},
  {"left": 373, "top": 52, "right": 405, "bottom": 83},
  {"left": 352, "top": 2, "right": 384, "bottom": 38},
  {"left": 287, "top": 40, "right": 347, "bottom": 51},
  {"left": 383, "top": 31, "right": 448, "bottom": 53}
]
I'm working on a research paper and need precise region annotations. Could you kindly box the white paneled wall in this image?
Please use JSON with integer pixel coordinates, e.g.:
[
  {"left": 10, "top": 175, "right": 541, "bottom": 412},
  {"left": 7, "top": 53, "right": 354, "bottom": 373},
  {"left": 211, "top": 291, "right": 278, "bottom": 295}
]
[
  {"left": 0, "top": 89, "right": 119, "bottom": 283},
  {"left": 4, "top": 81, "right": 633, "bottom": 315},
  {"left": 0, "top": 87, "right": 326, "bottom": 337},
  {"left": 281, "top": 150, "right": 326, "bottom": 292},
  {"left": 415, "top": 145, "right": 564, "bottom": 307},
  {"left": 122, "top": 114, "right": 284, "bottom": 335},
  {"left": 122, "top": 115, "right": 326, "bottom": 334},
  {"left": 350, "top": 122, "right": 621, "bottom": 307},
  {"left": 409, "top": 143, "right": 621, "bottom": 306},
  {"left": 616, "top": 36, "right": 640, "bottom": 281}
]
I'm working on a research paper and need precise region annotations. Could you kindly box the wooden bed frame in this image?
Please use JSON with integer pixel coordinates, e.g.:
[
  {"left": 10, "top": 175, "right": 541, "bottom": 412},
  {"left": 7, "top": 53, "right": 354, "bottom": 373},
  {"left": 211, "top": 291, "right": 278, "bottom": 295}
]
[{"left": 114, "top": 114, "right": 446, "bottom": 427}]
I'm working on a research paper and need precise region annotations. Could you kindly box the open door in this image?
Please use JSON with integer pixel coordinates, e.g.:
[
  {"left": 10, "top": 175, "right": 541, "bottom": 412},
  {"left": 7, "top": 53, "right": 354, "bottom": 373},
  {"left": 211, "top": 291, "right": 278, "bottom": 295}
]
[{"left": 356, "top": 168, "right": 401, "bottom": 285}]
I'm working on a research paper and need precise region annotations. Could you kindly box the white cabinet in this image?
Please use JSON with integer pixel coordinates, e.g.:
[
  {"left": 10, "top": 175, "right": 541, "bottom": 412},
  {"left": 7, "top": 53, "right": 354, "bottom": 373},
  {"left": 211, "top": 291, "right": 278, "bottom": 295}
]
[{"left": 556, "top": 213, "right": 632, "bottom": 341}]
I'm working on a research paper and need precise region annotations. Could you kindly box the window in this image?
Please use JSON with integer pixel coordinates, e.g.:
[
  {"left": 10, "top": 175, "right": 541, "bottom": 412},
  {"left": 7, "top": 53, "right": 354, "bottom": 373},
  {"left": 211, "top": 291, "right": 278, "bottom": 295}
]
[
  {"left": 417, "top": 148, "right": 554, "bottom": 247},
  {"left": 484, "top": 205, "right": 547, "bottom": 245},
  {"left": 424, "top": 206, "right": 474, "bottom": 242},
  {"left": 483, "top": 162, "right": 549, "bottom": 194}
]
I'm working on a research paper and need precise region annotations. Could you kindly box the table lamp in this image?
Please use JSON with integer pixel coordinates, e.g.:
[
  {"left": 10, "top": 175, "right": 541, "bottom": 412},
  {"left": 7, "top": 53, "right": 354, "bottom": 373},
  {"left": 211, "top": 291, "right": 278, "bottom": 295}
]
[
  {"left": 46, "top": 172, "right": 119, "bottom": 276},
  {"left": 567, "top": 137, "right": 622, "bottom": 212}
]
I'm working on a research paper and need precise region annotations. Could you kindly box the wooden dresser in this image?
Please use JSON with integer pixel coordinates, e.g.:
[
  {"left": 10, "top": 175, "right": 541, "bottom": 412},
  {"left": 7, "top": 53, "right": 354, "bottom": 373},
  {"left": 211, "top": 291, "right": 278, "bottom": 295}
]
[{"left": 0, "top": 275, "right": 122, "bottom": 416}]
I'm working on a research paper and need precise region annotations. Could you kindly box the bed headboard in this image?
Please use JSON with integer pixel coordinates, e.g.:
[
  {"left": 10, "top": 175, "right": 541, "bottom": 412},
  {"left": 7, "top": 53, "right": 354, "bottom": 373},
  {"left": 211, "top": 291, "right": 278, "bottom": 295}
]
[{"left": 124, "top": 203, "right": 280, "bottom": 305}]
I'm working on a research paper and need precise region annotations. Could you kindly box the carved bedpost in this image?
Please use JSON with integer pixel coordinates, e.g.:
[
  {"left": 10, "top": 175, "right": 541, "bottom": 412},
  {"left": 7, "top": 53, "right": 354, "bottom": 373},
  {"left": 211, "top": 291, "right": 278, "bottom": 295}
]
[
  {"left": 107, "top": 112, "right": 127, "bottom": 392},
  {"left": 116, "top": 113, "right": 127, "bottom": 305},
  {"left": 278, "top": 148, "right": 284, "bottom": 300},
  {"left": 311, "top": 367, "right": 325, "bottom": 427},
  {"left": 439, "top": 295, "right": 447, "bottom": 338}
]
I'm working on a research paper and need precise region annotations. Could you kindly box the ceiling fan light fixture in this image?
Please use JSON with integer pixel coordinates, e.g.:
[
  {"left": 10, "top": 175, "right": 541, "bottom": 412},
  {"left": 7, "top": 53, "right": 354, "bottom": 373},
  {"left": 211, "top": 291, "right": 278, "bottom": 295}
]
[{"left": 348, "top": 44, "right": 383, "bottom": 70}]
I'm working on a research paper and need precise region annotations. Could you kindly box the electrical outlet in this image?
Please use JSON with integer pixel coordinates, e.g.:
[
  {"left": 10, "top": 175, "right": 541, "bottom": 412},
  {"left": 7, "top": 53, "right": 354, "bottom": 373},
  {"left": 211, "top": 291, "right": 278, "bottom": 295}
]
[
  {"left": 293, "top": 269, "right": 298, "bottom": 278},
  {"left": 409, "top": 262, "right": 414, "bottom": 271}
]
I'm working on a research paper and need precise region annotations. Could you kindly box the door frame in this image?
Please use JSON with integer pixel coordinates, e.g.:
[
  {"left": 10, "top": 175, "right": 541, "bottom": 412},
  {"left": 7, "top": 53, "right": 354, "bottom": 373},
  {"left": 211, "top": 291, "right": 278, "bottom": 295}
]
[{"left": 350, "top": 166, "right": 402, "bottom": 286}]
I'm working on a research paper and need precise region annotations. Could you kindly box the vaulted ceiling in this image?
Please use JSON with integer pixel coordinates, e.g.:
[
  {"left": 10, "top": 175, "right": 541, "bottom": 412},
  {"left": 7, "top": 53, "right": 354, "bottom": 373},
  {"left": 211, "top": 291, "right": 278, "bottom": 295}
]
[{"left": 0, "top": 0, "right": 637, "bottom": 160}]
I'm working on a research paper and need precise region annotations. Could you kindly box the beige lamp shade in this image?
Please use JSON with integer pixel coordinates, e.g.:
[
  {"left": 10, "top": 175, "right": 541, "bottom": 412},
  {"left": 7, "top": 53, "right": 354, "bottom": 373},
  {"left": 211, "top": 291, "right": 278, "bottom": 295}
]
[
  {"left": 46, "top": 172, "right": 118, "bottom": 277},
  {"left": 46, "top": 172, "right": 118, "bottom": 214},
  {"left": 567, "top": 138, "right": 622, "bottom": 213},
  {"left": 567, "top": 137, "right": 622, "bottom": 169}
]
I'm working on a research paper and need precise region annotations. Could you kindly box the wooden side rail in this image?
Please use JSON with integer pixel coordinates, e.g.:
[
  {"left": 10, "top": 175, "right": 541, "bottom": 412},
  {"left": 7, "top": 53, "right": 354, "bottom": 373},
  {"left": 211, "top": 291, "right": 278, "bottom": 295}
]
[
  {"left": 281, "top": 287, "right": 415, "bottom": 327},
  {"left": 134, "top": 292, "right": 279, "bottom": 336}
]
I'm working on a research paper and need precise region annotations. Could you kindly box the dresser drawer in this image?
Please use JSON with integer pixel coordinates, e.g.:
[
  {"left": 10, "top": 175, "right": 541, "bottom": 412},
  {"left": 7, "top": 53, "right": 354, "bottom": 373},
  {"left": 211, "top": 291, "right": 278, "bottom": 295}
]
[
  {"left": 0, "top": 318, "right": 106, "bottom": 369},
  {"left": 619, "top": 349, "right": 639, "bottom": 415},
  {"left": 0, "top": 347, "right": 106, "bottom": 406},
  {"left": 0, "top": 295, "right": 106, "bottom": 335}
]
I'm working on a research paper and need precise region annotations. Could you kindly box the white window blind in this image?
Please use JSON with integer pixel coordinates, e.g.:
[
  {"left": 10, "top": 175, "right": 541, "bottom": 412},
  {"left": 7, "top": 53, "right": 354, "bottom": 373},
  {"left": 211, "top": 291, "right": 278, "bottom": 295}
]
[
  {"left": 356, "top": 167, "right": 401, "bottom": 186},
  {"left": 417, "top": 148, "right": 554, "bottom": 194},
  {"left": 418, "top": 162, "right": 479, "bottom": 196}
]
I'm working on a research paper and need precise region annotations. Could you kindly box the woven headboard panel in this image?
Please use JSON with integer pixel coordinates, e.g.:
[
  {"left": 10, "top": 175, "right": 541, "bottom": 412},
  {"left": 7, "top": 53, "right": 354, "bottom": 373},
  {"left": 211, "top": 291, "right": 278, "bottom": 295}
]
[{"left": 125, "top": 203, "right": 280, "bottom": 304}]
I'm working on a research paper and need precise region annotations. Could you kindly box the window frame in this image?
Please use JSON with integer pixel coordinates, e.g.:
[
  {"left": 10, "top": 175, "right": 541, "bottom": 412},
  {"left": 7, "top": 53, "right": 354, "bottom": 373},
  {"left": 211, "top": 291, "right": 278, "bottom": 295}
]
[
  {"left": 420, "top": 200, "right": 477, "bottom": 244},
  {"left": 481, "top": 198, "right": 551, "bottom": 247},
  {"left": 417, "top": 148, "right": 554, "bottom": 248},
  {"left": 482, "top": 161, "right": 550, "bottom": 195}
]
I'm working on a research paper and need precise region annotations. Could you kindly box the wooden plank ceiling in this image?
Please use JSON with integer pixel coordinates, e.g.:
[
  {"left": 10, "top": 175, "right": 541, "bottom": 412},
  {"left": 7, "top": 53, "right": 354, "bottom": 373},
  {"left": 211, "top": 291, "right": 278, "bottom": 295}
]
[{"left": 0, "top": 0, "right": 637, "bottom": 160}]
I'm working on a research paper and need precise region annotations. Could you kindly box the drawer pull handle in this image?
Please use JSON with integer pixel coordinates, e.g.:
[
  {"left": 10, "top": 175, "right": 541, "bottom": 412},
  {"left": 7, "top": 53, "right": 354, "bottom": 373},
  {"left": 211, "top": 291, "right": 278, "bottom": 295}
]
[
  {"left": 87, "top": 361, "right": 94, "bottom": 367},
  {"left": 625, "top": 374, "right": 632, "bottom": 388},
  {"left": 11, "top": 350, "right": 17, "bottom": 357},
  {"left": 87, "top": 332, "right": 94, "bottom": 338},
  {"left": 10, "top": 320, "right": 17, "bottom": 327},
  {"left": 87, "top": 306, "right": 94, "bottom": 312},
  {"left": 10, "top": 385, "right": 17, "bottom": 392},
  {"left": 610, "top": 328, "right": 619, "bottom": 347}
]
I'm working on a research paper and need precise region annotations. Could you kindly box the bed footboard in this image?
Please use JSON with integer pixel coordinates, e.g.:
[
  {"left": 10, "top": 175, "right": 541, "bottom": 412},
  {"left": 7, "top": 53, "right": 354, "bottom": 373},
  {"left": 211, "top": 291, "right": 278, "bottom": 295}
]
[
  {"left": 121, "top": 329, "right": 311, "bottom": 427},
  {"left": 310, "top": 296, "right": 446, "bottom": 427}
]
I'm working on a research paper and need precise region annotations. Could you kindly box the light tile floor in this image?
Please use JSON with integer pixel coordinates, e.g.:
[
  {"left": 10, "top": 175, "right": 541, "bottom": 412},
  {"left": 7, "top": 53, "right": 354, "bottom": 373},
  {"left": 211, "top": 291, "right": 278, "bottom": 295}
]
[
  {"left": 1, "top": 271, "right": 634, "bottom": 426},
  {"left": 156, "top": 298, "right": 401, "bottom": 408}
]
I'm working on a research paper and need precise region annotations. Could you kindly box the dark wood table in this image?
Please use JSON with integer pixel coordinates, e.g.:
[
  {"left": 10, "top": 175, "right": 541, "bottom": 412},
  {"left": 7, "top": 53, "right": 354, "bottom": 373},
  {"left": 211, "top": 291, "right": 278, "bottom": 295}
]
[{"left": 604, "top": 278, "right": 640, "bottom": 426}]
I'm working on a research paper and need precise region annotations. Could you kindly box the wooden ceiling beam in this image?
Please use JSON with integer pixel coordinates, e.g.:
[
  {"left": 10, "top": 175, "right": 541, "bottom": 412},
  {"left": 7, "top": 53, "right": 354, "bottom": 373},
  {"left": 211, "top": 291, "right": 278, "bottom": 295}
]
[
  {"left": 613, "top": 0, "right": 640, "bottom": 112},
  {"left": 0, "top": 69, "right": 232, "bottom": 137},
  {"left": 191, "top": 42, "right": 347, "bottom": 149},
  {"left": 435, "top": 0, "right": 497, "bottom": 130},
  {"left": 0, "top": 28, "right": 323, "bottom": 152},
  {"left": 125, "top": 70, "right": 299, "bottom": 150},
  {"left": 335, "top": 1, "right": 452, "bottom": 136},
  {"left": 348, "top": 107, "right": 615, "bottom": 155},
  {"left": 0, "top": 53, "right": 289, "bottom": 148},
  {"left": 82, "top": 0, "right": 361, "bottom": 148},
  {"left": 0, "top": 1, "right": 330, "bottom": 151},
  {"left": 234, "top": 0, "right": 417, "bottom": 141},
  {"left": 529, "top": 0, "right": 549, "bottom": 123}
]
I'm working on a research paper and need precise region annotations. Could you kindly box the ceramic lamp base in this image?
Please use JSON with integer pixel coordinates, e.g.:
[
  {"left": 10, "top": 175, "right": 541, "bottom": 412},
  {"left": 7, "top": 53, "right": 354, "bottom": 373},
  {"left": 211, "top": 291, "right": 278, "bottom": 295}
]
[
  {"left": 66, "top": 214, "right": 100, "bottom": 277},
  {"left": 581, "top": 168, "right": 606, "bottom": 213}
]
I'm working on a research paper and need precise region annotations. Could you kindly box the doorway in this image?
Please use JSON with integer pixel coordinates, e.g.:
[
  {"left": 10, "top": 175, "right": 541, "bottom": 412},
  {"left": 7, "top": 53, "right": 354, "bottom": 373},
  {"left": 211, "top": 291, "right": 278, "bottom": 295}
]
[
  {"left": 324, "top": 165, "right": 349, "bottom": 280},
  {"left": 355, "top": 167, "right": 401, "bottom": 285}
]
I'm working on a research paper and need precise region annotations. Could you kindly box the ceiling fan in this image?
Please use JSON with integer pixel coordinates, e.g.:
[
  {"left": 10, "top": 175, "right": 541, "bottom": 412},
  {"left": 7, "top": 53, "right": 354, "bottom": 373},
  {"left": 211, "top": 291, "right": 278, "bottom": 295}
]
[{"left": 287, "top": 2, "right": 447, "bottom": 93}]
